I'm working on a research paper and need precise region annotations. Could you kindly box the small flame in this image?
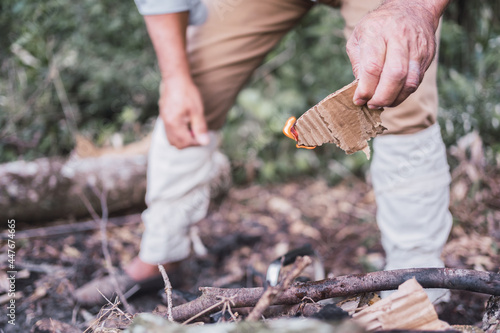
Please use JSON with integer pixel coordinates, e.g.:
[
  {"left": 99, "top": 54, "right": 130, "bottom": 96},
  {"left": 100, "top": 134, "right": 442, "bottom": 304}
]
[{"left": 282, "top": 116, "right": 315, "bottom": 150}]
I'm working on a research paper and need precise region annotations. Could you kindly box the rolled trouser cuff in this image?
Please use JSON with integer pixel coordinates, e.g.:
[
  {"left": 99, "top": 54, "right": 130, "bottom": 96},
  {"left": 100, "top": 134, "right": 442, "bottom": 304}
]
[{"left": 139, "top": 185, "right": 210, "bottom": 264}]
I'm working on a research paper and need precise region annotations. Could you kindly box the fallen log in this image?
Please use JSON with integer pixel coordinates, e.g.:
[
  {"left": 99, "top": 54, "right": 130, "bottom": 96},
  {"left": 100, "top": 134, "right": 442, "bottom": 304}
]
[
  {"left": 0, "top": 155, "right": 148, "bottom": 222},
  {"left": 172, "top": 268, "right": 500, "bottom": 322},
  {"left": 0, "top": 135, "right": 150, "bottom": 223}
]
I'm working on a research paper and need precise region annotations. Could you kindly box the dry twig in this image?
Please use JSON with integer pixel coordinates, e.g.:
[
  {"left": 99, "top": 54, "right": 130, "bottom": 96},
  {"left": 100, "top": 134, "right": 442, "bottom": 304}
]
[
  {"left": 79, "top": 187, "right": 133, "bottom": 313},
  {"left": 82, "top": 297, "right": 121, "bottom": 333},
  {"left": 158, "top": 264, "right": 174, "bottom": 322},
  {"left": 97, "top": 290, "right": 133, "bottom": 322},
  {"left": 48, "top": 49, "right": 78, "bottom": 136},
  {"left": 182, "top": 295, "right": 237, "bottom": 325},
  {"left": 83, "top": 291, "right": 134, "bottom": 333},
  {"left": 247, "top": 255, "right": 312, "bottom": 321},
  {"left": 222, "top": 297, "right": 238, "bottom": 322},
  {"left": 216, "top": 296, "right": 238, "bottom": 323}
]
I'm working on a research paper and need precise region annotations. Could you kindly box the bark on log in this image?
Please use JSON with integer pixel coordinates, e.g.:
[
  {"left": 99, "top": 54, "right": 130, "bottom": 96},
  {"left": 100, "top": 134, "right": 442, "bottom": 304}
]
[
  {"left": 0, "top": 154, "right": 147, "bottom": 222},
  {"left": 482, "top": 295, "right": 500, "bottom": 332},
  {"left": 172, "top": 268, "right": 500, "bottom": 322}
]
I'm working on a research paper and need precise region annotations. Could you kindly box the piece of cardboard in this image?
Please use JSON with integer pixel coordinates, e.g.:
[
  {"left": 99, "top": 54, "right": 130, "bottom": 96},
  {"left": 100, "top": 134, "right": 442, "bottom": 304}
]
[
  {"left": 353, "top": 278, "right": 451, "bottom": 331},
  {"left": 294, "top": 80, "right": 386, "bottom": 159}
]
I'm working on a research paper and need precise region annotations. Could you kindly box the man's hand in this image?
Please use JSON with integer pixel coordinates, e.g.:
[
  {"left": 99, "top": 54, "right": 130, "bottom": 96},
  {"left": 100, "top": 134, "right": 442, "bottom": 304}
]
[
  {"left": 346, "top": 0, "right": 449, "bottom": 109},
  {"left": 159, "top": 75, "right": 209, "bottom": 149},
  {"left": 144, "top": 12, "right": 209, "bottom": 149}
]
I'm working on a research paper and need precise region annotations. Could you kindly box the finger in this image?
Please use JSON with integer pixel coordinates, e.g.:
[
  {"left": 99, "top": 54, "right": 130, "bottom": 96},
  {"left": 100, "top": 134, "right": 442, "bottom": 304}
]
[
  {"left": 353, "top": 36, "right": 386, "bottom": 106},
  {"left": 166, "top": 122, "right": 198, "bottom": 149},
  {"left": 161, "top": 113, "right": 199, "bottom": 149},
  {"left": 391, "top": 59, "right": 422, "bottom": 106},
  {"left": 390, "top": 29, "right": 436, "bottom": 106},
  {"left": 346, "top": 36, "right": 361, "bottom": 79},
  {"left": 189, "top": 98, "right": 210, "bottom": 146},
  {"left": 368, "top": 40, "right": 409, "bottom": 108}
]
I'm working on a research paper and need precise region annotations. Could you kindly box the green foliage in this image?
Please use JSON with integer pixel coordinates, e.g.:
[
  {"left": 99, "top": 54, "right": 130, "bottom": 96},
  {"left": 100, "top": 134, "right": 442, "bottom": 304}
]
[
  {"left": 1, "top": 1, "right": 499, "bottom": 182},
  {"left": 439, "top": 0, "right": 500, "bottom": 165},
  {"left": 0, "top": 0, "right": 158, "bottom": 160}
]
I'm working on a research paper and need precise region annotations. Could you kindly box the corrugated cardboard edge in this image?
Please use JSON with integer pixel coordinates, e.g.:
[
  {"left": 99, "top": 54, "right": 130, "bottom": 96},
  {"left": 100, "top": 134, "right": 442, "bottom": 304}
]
[
  {"left": 352, "top": 278, "right": 451, "bottom": 332},
  {"left": 295, "top": 80, "right": 386, "bottom": 159}
]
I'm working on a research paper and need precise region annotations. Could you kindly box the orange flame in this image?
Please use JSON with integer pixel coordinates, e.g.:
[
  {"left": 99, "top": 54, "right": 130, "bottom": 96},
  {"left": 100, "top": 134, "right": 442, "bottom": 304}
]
[{"left": 282, "top": 116, "right": 315, "bottom": 150}]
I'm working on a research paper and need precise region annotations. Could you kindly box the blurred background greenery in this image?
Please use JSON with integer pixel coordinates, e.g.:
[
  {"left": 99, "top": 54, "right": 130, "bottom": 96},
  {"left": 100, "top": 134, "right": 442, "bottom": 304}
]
[{"left": 1, "top": 0, "right": 499, "bottom": 184}]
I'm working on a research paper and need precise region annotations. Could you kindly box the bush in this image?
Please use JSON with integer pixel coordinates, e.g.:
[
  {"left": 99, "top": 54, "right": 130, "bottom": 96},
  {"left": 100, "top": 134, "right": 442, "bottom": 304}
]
[
  {"left": 438, "top": 1, "right": 500, "bottom": 166},
  {"left": 0, "top": 0, "right": 159, "bottom": 161}
]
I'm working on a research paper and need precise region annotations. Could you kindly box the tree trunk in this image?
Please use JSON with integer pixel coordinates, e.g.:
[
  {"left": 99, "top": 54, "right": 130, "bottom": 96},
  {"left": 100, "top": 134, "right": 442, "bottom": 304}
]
[{"left": 0, "top": 154, "right": 147, "bottom": 223}]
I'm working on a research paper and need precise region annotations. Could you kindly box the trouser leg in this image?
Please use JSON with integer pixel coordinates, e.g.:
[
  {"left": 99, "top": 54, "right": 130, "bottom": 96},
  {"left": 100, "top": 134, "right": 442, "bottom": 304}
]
[
  {"left": 340, "top": 0, "right": 452, "bottom": 303},
  {"left": 371, "top": 124, "right": 452, "bottom": 302},
  {"left": 139, "top": 120, "right": 225, "bottom": 264}
]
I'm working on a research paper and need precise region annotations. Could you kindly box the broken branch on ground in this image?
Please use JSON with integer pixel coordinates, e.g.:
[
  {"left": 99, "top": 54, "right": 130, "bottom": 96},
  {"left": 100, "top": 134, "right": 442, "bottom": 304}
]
[{"left": 171, "top": 268, "right": 500, "bottom": 322}]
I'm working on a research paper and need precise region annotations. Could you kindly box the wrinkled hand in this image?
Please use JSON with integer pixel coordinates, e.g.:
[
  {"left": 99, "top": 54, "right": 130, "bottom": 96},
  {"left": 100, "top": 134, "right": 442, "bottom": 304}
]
[
  {"left": 346, "top": 0, "right": 440, "bottom": 109},
  {"left": 159, "top": 75, "right": 209, "bottom": 149}
]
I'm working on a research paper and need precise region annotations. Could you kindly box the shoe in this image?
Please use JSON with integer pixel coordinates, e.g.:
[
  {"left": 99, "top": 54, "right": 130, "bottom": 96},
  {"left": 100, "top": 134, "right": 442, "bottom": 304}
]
[{"left": 74, "top": 270, "right": 164, "bottom": 307}]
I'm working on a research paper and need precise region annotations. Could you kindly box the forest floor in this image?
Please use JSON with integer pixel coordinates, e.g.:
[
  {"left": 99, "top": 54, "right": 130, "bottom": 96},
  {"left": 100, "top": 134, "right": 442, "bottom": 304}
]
[{"left": 1, "top": 155, "right": 499, "bottom": 332}]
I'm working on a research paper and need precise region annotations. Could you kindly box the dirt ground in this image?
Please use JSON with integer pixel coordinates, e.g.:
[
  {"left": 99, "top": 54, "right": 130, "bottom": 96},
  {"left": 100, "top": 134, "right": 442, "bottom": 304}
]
[{"left": 1, "top": 157, "right": 499, "bottom": 332}]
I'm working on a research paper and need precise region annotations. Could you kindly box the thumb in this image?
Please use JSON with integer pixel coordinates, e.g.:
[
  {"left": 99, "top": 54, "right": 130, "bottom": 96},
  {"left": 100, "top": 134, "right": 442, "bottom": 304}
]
[{"left": 191, "top": 112, "right": 210, "bottom": 146}]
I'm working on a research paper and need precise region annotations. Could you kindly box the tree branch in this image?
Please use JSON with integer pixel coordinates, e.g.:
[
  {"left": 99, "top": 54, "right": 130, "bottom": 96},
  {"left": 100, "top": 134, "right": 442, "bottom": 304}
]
[
  {"left": 247, "top": 256, "right": 312, "bottom": 321},
  {"left": 172, "top": 268, "right": 500, "bottom": 322}
]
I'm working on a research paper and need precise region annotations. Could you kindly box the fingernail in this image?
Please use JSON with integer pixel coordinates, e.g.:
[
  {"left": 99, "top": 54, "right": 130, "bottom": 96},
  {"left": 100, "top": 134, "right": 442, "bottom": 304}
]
[
  {"left": 353, "top": 98, "right": 367, "bottom": 106},
  {"left": 367, "top": 104, "right": 383, "bottom": 110},
  {"left": 197, "top": 133, "right": 210, "bottom": 146}
]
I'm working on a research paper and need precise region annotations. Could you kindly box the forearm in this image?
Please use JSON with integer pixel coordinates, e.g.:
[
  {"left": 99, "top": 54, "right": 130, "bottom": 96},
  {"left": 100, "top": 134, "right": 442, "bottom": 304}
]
[
  {"left": 142, "top": 12, "right": 208, "bottom": 148},
  {"left": 414, "top": 0, "right": 450, "bottom": 22},
  {"left": 382, "top": 0, "right": 450, "bottom": 29},
  {"left": 144, "top": 12, "right": 191, "bottom": 79}
]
